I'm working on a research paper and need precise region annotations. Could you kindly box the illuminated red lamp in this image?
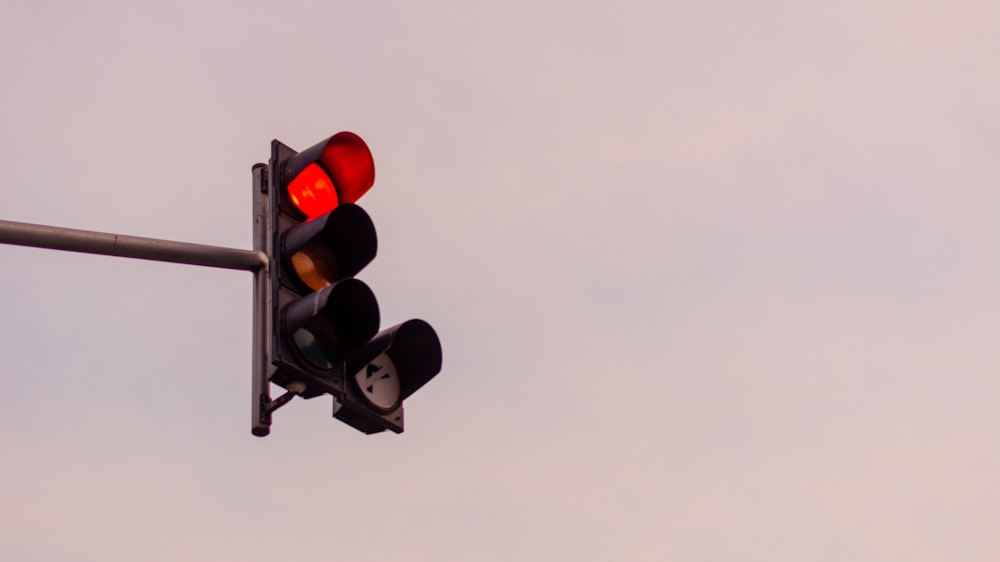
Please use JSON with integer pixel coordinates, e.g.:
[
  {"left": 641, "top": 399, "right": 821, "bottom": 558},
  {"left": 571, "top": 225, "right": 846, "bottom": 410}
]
[
  {"left": 287, "top": 164, "right": 338, "bottom": 219},
  {"left": 282, "top": 132, "right": 376, "bottom": 219}
]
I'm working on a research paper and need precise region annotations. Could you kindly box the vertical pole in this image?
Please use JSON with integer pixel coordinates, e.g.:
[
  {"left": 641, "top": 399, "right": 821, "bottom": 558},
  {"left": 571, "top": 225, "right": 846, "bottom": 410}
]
[{"left": 251, "top": 163, "right": 272, "bottom": 436}]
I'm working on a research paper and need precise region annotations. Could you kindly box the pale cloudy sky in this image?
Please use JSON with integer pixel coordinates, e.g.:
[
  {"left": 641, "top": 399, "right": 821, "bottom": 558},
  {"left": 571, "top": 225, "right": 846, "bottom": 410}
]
[{"left": 2, "top": 1, "right": 999, "bottom": 560}]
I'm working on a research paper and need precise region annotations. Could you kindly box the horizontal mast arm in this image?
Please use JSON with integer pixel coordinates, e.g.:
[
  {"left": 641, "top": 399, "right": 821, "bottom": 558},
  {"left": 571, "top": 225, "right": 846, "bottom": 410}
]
[{"left": 0, "top": 219, "right": 267, "bottom": 272}]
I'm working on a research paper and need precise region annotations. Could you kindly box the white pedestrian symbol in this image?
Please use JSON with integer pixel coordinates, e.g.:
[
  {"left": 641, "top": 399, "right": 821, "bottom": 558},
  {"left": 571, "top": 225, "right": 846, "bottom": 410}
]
[{"left": 354, "top": 353, "right": 400, "bottom": 410}]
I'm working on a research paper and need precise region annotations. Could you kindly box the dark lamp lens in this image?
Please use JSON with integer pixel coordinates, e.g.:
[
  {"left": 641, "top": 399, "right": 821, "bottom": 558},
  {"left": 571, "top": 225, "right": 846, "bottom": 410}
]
[
  {"left": 290, "top": 237, "right": 342, "bottom": 291},
  {"left": 292, "top": 324, "right": 339, "bottom": 371}
]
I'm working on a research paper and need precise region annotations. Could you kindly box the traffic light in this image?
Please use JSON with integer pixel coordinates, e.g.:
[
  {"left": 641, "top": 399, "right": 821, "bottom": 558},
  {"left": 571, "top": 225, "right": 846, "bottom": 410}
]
[
  {"left": 336, "top": 318, "right": 443, "bottom": 434},
  {"left": 259, "top": 132, "right": 442, "bottom": 435}
]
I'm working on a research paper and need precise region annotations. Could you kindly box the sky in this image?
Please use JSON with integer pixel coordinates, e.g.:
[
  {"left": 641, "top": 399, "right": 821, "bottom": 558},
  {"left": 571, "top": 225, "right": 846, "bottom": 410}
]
[{"left": 1, "top": 0, "right": 999, "bottom": 560}]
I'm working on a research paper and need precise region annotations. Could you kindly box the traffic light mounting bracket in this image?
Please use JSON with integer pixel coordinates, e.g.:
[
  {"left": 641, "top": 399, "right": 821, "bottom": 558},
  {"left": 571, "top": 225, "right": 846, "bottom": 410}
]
[{"left": 251, "top": 157, "right": 320, "bottom": 435}]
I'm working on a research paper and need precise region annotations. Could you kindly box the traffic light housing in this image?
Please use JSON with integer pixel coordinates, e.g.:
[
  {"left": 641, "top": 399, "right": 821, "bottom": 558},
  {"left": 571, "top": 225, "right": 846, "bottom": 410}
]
[
  {"left": 336, "top": 319, "right": 444, "bottom": 434},
  {"left": 257, "top": 132, "right": 442, "bottom": 435}
]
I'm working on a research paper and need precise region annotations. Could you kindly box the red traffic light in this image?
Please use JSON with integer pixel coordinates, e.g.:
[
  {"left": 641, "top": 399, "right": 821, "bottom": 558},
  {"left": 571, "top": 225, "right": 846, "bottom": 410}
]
[
  {"left": 286, "top": 164, "right": 338, "bottom": 220},
  {"left": 283, "top": 132, "right": 376, "bottom": 219}
]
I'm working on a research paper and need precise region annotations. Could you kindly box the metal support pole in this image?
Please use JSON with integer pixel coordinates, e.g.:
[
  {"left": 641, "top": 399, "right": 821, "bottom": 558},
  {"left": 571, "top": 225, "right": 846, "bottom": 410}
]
[
  {"left": 250, "top": 163, "right": 273, "bottom": 436},
  {"left": 0, "top": 219, "right": 267, "bottom": 272},
  {"left": 0, "top": 179, "right": 274, "bottom": 437}
]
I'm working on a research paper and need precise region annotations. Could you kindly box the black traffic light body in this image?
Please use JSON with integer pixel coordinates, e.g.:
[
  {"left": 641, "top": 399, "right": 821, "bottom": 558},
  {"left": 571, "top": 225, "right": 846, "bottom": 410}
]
[
  {"left": 336, "top": 319, "right": 443, "bottom": 433},
  {"left": 261, "top": 133, "right": 442, "bottom": 435}
]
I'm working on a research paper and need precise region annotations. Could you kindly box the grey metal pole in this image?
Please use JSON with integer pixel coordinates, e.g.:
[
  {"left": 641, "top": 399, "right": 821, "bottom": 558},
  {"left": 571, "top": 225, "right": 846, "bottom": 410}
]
[
  {"left": 0, "top": 201, "right": 274, "bottom": 437},
  {"left": 0, "top": 170, "right": 281, "bottom": 437},
  {"left": 250, "top": 163, "right": 273, "bottom": 436},
  {"left": 0, "top": 219, "right": 266, "bottom": 272}
]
